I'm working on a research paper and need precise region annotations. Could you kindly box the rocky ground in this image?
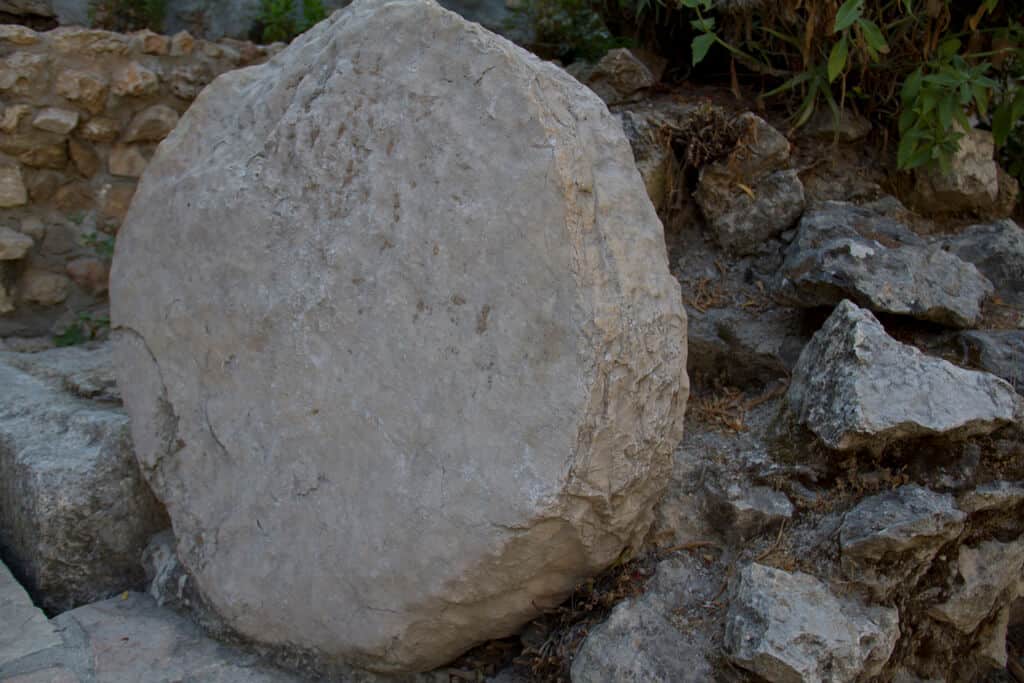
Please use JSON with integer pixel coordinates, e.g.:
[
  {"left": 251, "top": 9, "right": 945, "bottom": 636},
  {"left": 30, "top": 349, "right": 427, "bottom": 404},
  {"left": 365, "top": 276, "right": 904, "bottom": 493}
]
[{"left": 2, "top": 30, "right": 1024, "bottom": 683}]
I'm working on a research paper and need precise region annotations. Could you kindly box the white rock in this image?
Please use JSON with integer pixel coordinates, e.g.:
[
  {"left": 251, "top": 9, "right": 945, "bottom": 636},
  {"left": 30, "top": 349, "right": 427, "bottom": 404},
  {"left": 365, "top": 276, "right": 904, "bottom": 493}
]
[{"left": 31, "top": 107, "right": 79, "bottom": 135}]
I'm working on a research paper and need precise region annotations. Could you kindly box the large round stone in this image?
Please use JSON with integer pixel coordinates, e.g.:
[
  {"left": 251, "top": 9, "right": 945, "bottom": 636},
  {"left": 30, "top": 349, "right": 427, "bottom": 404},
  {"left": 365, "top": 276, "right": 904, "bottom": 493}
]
[{"left": 110, "top": 0, "right": 687, "bottom": 672}]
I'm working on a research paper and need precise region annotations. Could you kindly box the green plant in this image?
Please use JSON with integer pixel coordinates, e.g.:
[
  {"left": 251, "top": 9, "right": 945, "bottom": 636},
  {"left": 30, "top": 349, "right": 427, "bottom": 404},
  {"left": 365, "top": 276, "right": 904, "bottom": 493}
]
[
  {"left": 511, "top": 0, "right": 626, "bottom": 62},
  {"left": 54, "top": 313, "right": 110, "bottom": 347},
  {"left": 89, "top": 0, "right": 166, "bottom": 32},
  {"left": 82, "top": 232, "right": 116, "bottom": 261},
  {"left": 257, "top": 0, "right": 327, "bottom": 43}
]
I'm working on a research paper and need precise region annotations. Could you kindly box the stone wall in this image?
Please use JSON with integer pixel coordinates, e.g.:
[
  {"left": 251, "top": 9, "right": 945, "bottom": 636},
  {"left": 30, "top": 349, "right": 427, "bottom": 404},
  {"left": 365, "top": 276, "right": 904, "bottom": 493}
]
[{"left": 0, "top": 24, "right": 279, "bottom": 337}]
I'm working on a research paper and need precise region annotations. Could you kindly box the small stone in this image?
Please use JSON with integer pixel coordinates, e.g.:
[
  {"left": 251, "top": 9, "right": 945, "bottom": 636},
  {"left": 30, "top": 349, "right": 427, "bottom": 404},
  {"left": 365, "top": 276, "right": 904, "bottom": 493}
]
[
  {"left": 24, "top": 169, "right": 61, "bottom": 201},
  {"left": 784, "top": 300, "right": 1021, "bottom": 451},
  {"left": 122, "top": 104, "right": 179, "bottom": 143},
  {"left": 69, "top": 138, "right": 100, "bottom": 177},
  {"left": 53, "top": 181, "right": 93, "bottom": 212},
  {"left": 939, "top": 219, "right": 1024, "bottom": 308},
  {"left": 582, "top": 48, "right": 657, "bottom": 105},
  {"left": 99, "top": 182, "right": 136, "bottom": 227},
  {"left": 0, "top": 25, "right": 41, "bottom": 45},
  {"left": 111, "top": 62, "right": 159, "bottom": 98},
  {"left": 911, "top": 127, "right": 999, "bottom": 215},
  {"left": 169, "top": 64, "right": 211, "bottom": 99},
  {"left": 17, "top": 269, "right": 69, "bottom": 306},
  {"left": 18, "top": 143, "right": 68, "bottom": 170},
  {"left": 0, "top": 225, "right": 34, "bottom": 259},
  {"left": 170, "top": 30, "right": 194, "bottom": 56},
  {"left": 19, "top": 216, "right": 44, "bottom": 240},
  {"left": 79, "top": 117, "right": 120, "bottom": 143},
  {"left": 0, "top": 103, "right": 32, "bottom": 132},
  {"left": 929, "top": 537, "right": 1024, "bottom": 633},
  {"left": 705, "top": 482, "right": 793, "bottom": 541},
  {"left": 0, "top": 165, "right": 28, "bottom": 207},
  {"left": 31, "top": 107, "right": 79, "bottom": 135},
  {"left": 958, "top": 330, "right": 1024, "bottom": 395},
  {"left": 696, "top": 167, "right": 805, "bottom": 255},
  {"left": 54, "top": 69, "right": 109, "bottom": 115},
  {"left": 840, "top": 485, "right": 966, "bottom": 598},
  {"left": 720, "top": 112, "right": 792, "bottom": 182},
  {"left": 135, "top": 28, "right": 169, "bottom": 55},
  {"left": 66, "top": 257, "right": 109, "bottom": 294},
  {"left": 957, "top": 480, "right": 1024, "bottom": 514},
  {"left": 108, "top": 144, "right": 148, "bottom": 178},
  {"left": 803, "top": 107, "right": 871, "bottom": 142},
  {"left": 0, "top": 52, "right": 49, "bottom": 96},
  {"left": 725, "top": 563, "right": 900, "bottom": 683},
  {"left": 50, "top": 26, "right": 132, "bottom": 55}
]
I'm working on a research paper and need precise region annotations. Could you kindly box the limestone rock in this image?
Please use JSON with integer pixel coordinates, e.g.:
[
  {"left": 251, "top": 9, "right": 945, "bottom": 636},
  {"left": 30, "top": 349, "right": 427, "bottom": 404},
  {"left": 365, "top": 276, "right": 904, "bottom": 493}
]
[
  {"left": 803, "top": 108, "right": 871, "bottom": 142},
  {"left": 31, "top": 108, "right": 78, "bottom": 135},
  {"left": 939, "top": 218, "right": 1024, "bottom": 308},
  {"left": 785, "top": 300, "right": 1020, "bottom": 451},
  {"left": 958, "top": 330, "right": 1024, "bottom": 394},
  {"left": 65, "top": 257, "right": 109, "bottom": 294},
  {"left": 0, "top": 560, "right": 60, "bottom": 665},
  {"left": 704, "top": 482, "right": 793, "bottom": 542},
  {"left": 79, "top": 117, "right": 120, "bottom": 143},
  {"left": 578, "top": 48, "right": 658, "bottom": 105},
  {"left": 98, "top": 182, "right": 136, "bottom": 226},
  {"left": 0, "top": 104, "right": 32, "bottom": 133},
  {"left": 0, "top": 225, "right": 33, "bottom": 259},
  {"left": 17, "top": 269, "right": 69, "bottom": 306},
  {"left": 929, "top": 537, "right": 1024, "bottom": 633},
  {"left": 0, "top": 25, "right": 41, "bottom": 45},
  {"left": 54, "top": 69, "right": 109, "bottom": 115},
  {"left": 911, "top": 127, "right": 999, "bottom": 215},
  {"left": 0, "top": 166, "right": 28, "bottom": 207},
  {"left": 170, "top": 30, "right": 195, "bottom": 56},
  {"left": 136, "top": 29, "right": 169, "bottom": 55},
  {"left": 957, "top": 480, "right": 1024, "bottom": 514},
  {"left": 840, "top": 485, "right": 965, "bottom": 598},
  {"left": 108, "top": 144, "right": 148, "bottom": 177},
  {"left": 111, "top": 0, "right": 688, "bottom": 673},
  {"left": 725, "top": 563, "right": 899, "bottom": 683},
  {"left": 111, "top": 62, "right": 159, "bottom": 97},
  {"left": 0, "top": 346, "right": 168, "bottom": 613},
  {"left": 69, "top": 139, "right": 100, "bottom": 178},
  {"left": 777, "top": 201, "right": 993, "bottom": 327},
  {"left": 122, "top": 104, "right": 179, "bottom": 143},
  {"left": 50, "top": 27, "right": 132, "bottom": 55},
  {"left": 0, "top": 52, "right": 49, "bottom": 96}
]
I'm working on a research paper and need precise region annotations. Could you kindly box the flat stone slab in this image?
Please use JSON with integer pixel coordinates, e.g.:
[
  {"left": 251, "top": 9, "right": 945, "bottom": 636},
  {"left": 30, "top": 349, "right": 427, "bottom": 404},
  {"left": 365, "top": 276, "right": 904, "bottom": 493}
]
[{"left": 0, "top": 560, "right": 60, "bottom": 666}]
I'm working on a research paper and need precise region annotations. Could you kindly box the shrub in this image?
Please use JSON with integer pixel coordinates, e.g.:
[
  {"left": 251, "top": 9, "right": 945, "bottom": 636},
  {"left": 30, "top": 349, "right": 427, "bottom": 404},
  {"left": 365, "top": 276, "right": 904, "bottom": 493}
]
[{"left": 257, "top": 0, "right": 328, "bottom": 43}]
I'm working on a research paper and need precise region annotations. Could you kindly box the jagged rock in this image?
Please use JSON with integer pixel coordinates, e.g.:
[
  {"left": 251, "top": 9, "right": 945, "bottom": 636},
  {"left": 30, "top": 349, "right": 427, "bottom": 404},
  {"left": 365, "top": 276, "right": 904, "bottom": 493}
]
[
  {"left": 110, "top": 0, "right": 688, "bottom": 672},
  {"left": 910, "top": 127, "right": 999, "bottom": 215},
  {"left": 574, "top": 48, "right": 659, "bottom": 105},
  {"left": 694, "top": 114, "right": 804, "bottom": 255},
  {"left": 0, "top": 560, "right": 60, "bottom": 665},
  {"left": 939, "top": 218, "right": 1024, "bottom": 308},
  {"left": 0, "top": 346, "right": 167, "bottom": 613},
  {"left": 957, "top": 480, "right": 1024, "bottom": 514},
  {"left": 784, "top": 300, "right": 1020, "bottom": 451},
  {"left": 0, "top": 226, "right": 33, "bottom": 260},
  {"left": 122, "top": 104, "right": 180, "bottom": 143},
  {"left": 30, "top": 107, "right": 77, "bottom": 135},
  {"left": 617, "top": 107, "right": 673, "bottom": 212},
  {"left": 0, "top": 166, "right": 28, "bottom": 207},
  {"left": 803, "top": 108, "right": 871, "bottom": 142},
  {"left": 725, "top": 563, "right": 899, "bottom": 683},
  {"left": 17, "top": 269, "right": 69, "bottom": 306},
  {"left": 704, "top": 482, "right": 793, "bottom": 542},
  {"left": 54, "top": 69, "right": 109, "bottom": 115},
  {"left": 958, "top": 330, "right": 1024, "bottom": 394},
  {"left": 111, "top": 61, "right": 158, "bottom": 97},
  {"left": 776, "top": 201, "right": 993, "bottom": 327},
  {"left": 571, "top": 558, "right": 714, "bottom": 682},
  {"left": 929, "top": 537, "right": 1024, "bottom": 634},
  {"left": 839, "top": 486, "right": 965, "bottom": 598}
]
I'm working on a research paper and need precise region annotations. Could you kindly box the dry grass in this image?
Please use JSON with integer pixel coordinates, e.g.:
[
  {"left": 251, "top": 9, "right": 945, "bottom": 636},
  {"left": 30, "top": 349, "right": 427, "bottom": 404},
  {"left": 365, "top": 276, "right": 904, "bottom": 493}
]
[{"left": 689, "top": 386, "right": 748, "bottom": 432}]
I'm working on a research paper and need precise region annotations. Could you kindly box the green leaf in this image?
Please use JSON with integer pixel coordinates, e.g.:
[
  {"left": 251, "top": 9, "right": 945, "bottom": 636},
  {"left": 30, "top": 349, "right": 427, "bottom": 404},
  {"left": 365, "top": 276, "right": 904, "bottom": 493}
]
[
  {"left": 828, "top": 34, "right": 848, "bottom": 82},
  {"left": 972, "top": 84, "right": 990, "bottom": 118},
  {"left": 937, "top": 38, "right": 961, "bottom": 59},
  {"left": 691, "top": 32, "right": 715, "bottom": 65},
  {"left": 993, "top": 101, "right": 1013, "bottom": 145},
  {"left": 938, "top": 96, "right": 955, "bottom": 131},
  {"left": 897, "top": 134, "right": 918, "bottom": 169},
  {"left": 690, "top": 16, "right": 714, "bottom": 31},
  {"left": 901, "top": 68, "right": 923, "bottom": 105},
  {"left": 834, "top": 0, "right": 862, "bottom": 32},
  {"left": 857, "top": 18, "right": 889, "bottom": 55},
  {"left": 898, "top": 108, "right": 917, "bottom": 133}
]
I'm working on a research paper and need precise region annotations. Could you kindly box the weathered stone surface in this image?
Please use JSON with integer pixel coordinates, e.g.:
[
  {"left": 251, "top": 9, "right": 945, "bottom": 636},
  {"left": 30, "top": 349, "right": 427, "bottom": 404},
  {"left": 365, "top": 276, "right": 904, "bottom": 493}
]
[
  {"left": 50, "top": 27, "right": 132, "bottom": 55},
  {"left": 803, "top": 107, "right": 871, "bottom": 142},
  {"left": 107, "top": 144, "right": 147, "bottom": 177},
  {"left": 31, "top": 107, "right": 78, "bottom": 135},
  {"left": 68, "top": 139, "right": 99, "bottom": 178},
  {"left": 0, "top": 104, "right": 32, "bottom": 132},
  {"left": 168, "top": 63, "right": 212, "bottom": 99},
  {"left": 98, "top": 182, "right": 135, "bottom": 226},
  {"left": 169, "top": 30, "right": 194, "bottom": 56},
  {"left": 0, "top": 342, "right": 119, "bottom": 401},
  {"left": 958, "top": 330, "right": 1024, "bottom": 395},
  {"left": 0, "top": 25, "right": 41, "bottom": 45},
  {"left": 704, "top": 482, "right": 793, "bottom": 542},
  {"left": 725, "top": 563, "right": 899, "bottom": 683},
  {"left": 122, "top": 104, "right": 179, "bottom": 143},
  {"left": 0, "top": 52, "right": 49, "bottom": 96},
  {"left": 776, "top": 201, "right": 993, "bottom": 327},
  {"left": 54, "top": 69, "right": 108, "bottom": 115},
  {"left": 111, "top": 62, "right": 158, "bottom": 97},
  {"left": 929, "top": 537, "right": 1024, "bottom": 633},
  {"left": 577, "top": 48, "right": 657, "bottom": 105},
  {"left": 940, "top": 218, "right": 1024, "bottom": 308},
  {"left": 0, "top": 346, "right": 168, "bottom": 613},
  {"left": 0, "top": 0, "right": 52, "bottom": 15},
  {"left": 135, "top": 29, "right": 169, "bottom": 55},
  {"left": 957, "top": 480, "right": 1024, "bottom": 514},
  {"left": 0, "top": 225, "right": 34, "bottom": 259},
  {"left": 840, "top": 486, "right": 965, "bottom": 598},
  {"left": 111, "top": 0, "right": 688, "bottom": 673},
  {"left": 65, "top": 257, "right": 109, "bottom": 294},
  {"left": 911, "top": 127, "right": 999, "bottom": 214},
  {"left": 53, "top": 181, "right": 92, "bottom": 212},
  {"left": 78, "top": 117, "right": 120, "bottom": 143},
  {"left": 0, "top": 560, "right": 61, "bottom": 665},
  {"left": 785, "top": 300, "right": 1020, "bottom": 451},
  {"left": 0, "top": 166, "right": 28, "bottom": 207}
]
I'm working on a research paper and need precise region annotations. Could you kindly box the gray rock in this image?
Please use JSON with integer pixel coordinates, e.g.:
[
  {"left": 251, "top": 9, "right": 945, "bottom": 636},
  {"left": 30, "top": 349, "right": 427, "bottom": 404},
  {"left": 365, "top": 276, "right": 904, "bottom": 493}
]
[
  {"left": 929, "top": 537, "right": 1024, "bottom": 634},
  {"left": 1, "top": 342, "right": 119, "bottom": 401},
  {"left": 0, "top": 347, "right": 167, "bottom": 613},
  {"left": 910, "top": 127, "right": 1000, "bottom": 215},
  {"left": 725, "top": 562, "right": 899, "bottom": 683},
  {"left": 0, "top": 560, "right": 60, "bottom": 666},
  {"left": 958, "top": 330, "right": 1024, "bottom": 394},
  {"left": 109, "top": 0, "right": 688, "bottom": 672},
  {"left": 803, "top": 108, "right": 871, "bottom": 142},
  {"left": 776, "top": 201, "right": 993, "bottom": 327},
  {"left": 580, "top": 48, "right": 658, "bottom": 105},
  {"left": 957, "top": 480, "right": 1024, "bottom": 514},
  {"left": 705, "top": 482, "right": 793, "bottom": 542},
  {"left": 0, "top": 0, "right": 53, "bottom": 16},
  {"left": 840, "top": 485, "right": 966, "bottom": 598},
  {"left": 784, "top": 300, "right": 1020, "bottom": 451},
  {"left": 940, "top": 219, "right": 1024, "bottom": 308}
]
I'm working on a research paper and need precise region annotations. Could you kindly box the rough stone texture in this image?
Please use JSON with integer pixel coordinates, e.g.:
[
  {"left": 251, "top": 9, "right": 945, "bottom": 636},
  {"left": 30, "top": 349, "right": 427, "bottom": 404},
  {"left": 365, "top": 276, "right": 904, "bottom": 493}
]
[
  {"left": 107, "top": 144, "right": 148, "bottom": 177},
  {"left": 957, "top": 480, "right": 1024, "bottom": 514},
  {"left": 704, "top": 482, "right": 793, "bottom": 542},
  {"left": 929, "top": 537, "right": 1024, "bottom": 634},
  {"left": 121, "top": 104, "right": 179, "bottom": 143},
  {"left": 111, "top": 0, "right": 688, "bottom": 673},
  {"left": 958, "top": 330, "right": 1024, "bottom": 395},
  {"left": 785, "top": 300, "right": 1020, "bottom": 451},
  {"left": 574, "top": 48, "right": 658, "bottom": 105},
  {"left": 0, "top": 225, "right": 34, "bottom": 260},
  {"left": 802, "top": 108, "right": 871, "bottom": 142},
  {"left": 30, "top": 107, "right": 77, "bottom": 135},
  {"left": 776, "top": 201, "right": 993, "bottom": 327},
  {"left": 111, "top": 63, "right": 159, "bottom": 97},
  {"left": 0, "top": 560, "right": 61, "bottom": 665},
  {"left": 694, "top": 114, "right": 804, "bottom": 255},
  {"left": 910, "top": 127, "right": 999, "bottom": 215},
  {"left": 939, "top": 218, "right": 1024, "bottom": 308},
  {"left": 0, "top": 345, "right": 167, "bottom": 613},
  {"left": 0, "top": 165, "right": 28, "bottom": 207},
  {"left": 840, "top": 486, "right": 965, "bottom": 599},
  {"left": 725, "top": 563, "right": 900, "bottom": 683}
]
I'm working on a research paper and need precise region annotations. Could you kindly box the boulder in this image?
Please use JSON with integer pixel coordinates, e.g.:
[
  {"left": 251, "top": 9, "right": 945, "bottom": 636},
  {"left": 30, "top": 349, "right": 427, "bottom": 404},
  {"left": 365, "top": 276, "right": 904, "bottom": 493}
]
[
  {"left": 958, "top": 330, "right": 1024, "bottom": 394},
  {"left": 939, "top": 219, "right": 1024, "bottom": 308},
  {"left": 784, "top": 300, "right": 1020, "bottom": 451},
  {"left": 0, "top": 345, "right": 167, "bottom": 613},
  {"left": 839, "top": 485, "right": 965, "bottom": 598},
  {"left": 776, "top": 201, "right": 993, "bottom": 327},
  {"left": 725, "top": 563, "right": 899, "bottom": 683},
  {"left": 110, "top": 0, "right": 688, "bottom": 672}
]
